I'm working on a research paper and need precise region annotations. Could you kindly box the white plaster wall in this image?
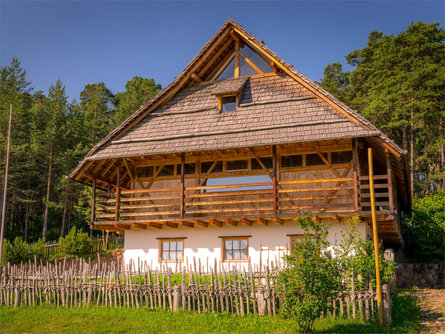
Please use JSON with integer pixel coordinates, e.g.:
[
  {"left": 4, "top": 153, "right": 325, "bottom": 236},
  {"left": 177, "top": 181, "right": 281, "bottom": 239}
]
[{"left": 124, "top": 220, "right": 370, "bottom": 271}]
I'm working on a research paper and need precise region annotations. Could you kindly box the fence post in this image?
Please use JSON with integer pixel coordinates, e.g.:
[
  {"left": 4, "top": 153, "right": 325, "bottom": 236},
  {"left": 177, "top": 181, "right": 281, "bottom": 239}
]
[
  {"left": 173, "top": 285, "right": 181, "bottom": 312},
  {"left": 257, "top": 287, "right": 266, "bottom": 316}
]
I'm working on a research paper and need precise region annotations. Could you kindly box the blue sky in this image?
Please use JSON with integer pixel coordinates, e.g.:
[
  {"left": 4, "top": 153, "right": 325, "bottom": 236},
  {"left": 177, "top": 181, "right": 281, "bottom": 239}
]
[{"left": 1, "top": 1, "right": 443, "bottom": 101}]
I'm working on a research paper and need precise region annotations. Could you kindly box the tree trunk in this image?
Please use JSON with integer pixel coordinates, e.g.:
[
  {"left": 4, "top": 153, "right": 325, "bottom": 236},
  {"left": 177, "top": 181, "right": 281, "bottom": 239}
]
[
  {"left": 24, "top": 177, "right": 30, "bottom": 241},
  {"left": 402, "top": 127, "right": 408, "bottom": 152},
  {"left": 410, "top": 110, "right": 414, "bottom": 199},
  {"left": 42, "top": 146, "right": 53, "bottom": 240},
  {"left": 440, "top": 118, "right": 445, "bottom": 191},
  {"left": 61, "top": 193, "right": 67, "bottom": 237}
]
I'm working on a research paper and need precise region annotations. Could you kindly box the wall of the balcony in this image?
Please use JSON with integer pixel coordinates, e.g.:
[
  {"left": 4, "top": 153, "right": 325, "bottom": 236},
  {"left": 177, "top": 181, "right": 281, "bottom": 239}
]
[{"left": 123, "top": 220, "right": 371, "bottom": 271}]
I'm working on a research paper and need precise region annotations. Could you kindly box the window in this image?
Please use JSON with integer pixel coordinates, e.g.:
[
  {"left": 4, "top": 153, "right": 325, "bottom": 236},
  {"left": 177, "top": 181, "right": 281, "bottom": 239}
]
[
  {"left": 175, "top": 163, "right": 195, "bottom": 175},
  {"left": 289, "top": 235, "right": 304, "bottom": 252},
  {"left": 160, "top": 239, "right": 184, "bottom": 262},
  {"left": 220, "top": 95, "right": 237, "bottom": 112},
  {"left": 289, "top": 235, "right": 315, "bottom": 252},
  {"left": 201, "top": 161, "right": 223, "bottom": 174},
  {"left": 226, "top": 159, "right": 248, "bottom": 171},
  {"left": 215, "top": 43, "right": 273, "bottom": 81},
  {"left": 281, "top": 154, "right": 303, "bottom": 168},
  {"left": 222, "top": 237, "right": 249, "bottom": 261},
  {"left": 331, "top": 151, "right": 352, "bottom": 164},
  {"left": 204, "top": 175, "right": 272, "bottom": 193},
  {"left": 251, "top": 157, "right": 273, "bottom": 170},
  {"left": 158, "top": 165, "right": 175, "bottom": 176},
  {"left": 306, "top": 153, "right": 327, "bottom": 166},
  {"left": 216, "top": 57, "right": 236, "bottom": 81},
  {"left": 135, "top": 166, "right": 154, "bottom": 178}
]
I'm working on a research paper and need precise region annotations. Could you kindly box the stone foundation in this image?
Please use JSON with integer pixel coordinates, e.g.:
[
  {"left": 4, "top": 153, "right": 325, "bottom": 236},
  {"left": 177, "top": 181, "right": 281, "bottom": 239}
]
[{"left": 396, "top": 263, "right": 445, "bottom": 289}]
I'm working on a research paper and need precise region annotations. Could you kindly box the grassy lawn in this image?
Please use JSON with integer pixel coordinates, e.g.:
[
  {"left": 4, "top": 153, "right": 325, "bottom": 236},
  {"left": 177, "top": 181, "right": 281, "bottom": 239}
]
[{"left": 0, "top": 290, "right": 420, "bottom": 333}]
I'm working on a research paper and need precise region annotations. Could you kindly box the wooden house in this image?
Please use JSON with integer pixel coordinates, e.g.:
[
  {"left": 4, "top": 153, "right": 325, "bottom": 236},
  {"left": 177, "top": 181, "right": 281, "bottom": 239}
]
[{"left": 70, "top": 19, "right": 409, "bottom": 269}]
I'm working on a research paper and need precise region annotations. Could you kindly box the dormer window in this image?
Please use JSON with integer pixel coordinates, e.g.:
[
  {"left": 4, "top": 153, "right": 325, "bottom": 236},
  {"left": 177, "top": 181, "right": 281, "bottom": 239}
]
[
  {"left": 213, "top": 77, "right": 248, "bottom": 113},
  {"left": 219, "top": 95, "right": 237, "bottom": 112}
]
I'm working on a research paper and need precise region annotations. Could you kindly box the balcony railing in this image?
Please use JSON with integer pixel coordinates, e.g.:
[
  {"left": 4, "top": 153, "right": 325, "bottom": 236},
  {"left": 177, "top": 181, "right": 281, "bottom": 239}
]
[{"left": 93, "top": 174, "right": 393, "bottom": 224}]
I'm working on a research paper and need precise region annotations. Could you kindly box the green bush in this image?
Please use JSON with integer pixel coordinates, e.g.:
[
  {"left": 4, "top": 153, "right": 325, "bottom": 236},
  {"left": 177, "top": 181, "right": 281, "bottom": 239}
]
[
  {"left": 405, "top": 190, "right": 445, "bottom": 262},
  {"left": 277, "top": 215, "right": 343, "bottom": 334},
  {"left": 59, "top": 227, "right": 92, "bottom": 256},
  {"left": 335, "top": 216, "right": 397, "bottom": 288},
  {"left": 1, "top": 237, "right": 47, "bottom": 265}
]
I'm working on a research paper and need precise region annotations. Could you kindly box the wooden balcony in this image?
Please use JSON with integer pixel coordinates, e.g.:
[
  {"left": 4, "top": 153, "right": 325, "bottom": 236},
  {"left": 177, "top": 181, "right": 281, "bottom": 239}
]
[{"left": 92, "top": 174, "right": 395, "bottom": 231}]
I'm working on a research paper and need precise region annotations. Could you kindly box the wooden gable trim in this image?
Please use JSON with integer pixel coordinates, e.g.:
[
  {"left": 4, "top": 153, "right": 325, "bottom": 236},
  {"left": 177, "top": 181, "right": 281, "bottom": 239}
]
[{"left": 232, "top": 27, "right": 362, "bottom": 126}]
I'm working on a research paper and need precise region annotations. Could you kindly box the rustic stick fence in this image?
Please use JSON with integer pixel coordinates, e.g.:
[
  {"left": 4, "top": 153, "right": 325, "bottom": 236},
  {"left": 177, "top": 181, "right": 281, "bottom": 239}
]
[
  {"left": 0, "top": 257, "right": 393, "bottom": 324},
  {"left": 43, "top": 236, "right": 124, "bottom": 257}
]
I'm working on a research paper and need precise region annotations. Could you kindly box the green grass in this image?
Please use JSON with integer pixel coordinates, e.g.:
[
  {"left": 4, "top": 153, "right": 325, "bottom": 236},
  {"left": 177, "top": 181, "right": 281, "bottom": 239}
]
[{"left": 0, "top": 290, "right": 420, "bottom": 333}]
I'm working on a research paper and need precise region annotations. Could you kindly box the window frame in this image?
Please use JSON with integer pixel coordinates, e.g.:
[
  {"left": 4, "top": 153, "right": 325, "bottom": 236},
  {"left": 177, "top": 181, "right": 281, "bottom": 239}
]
[
  {"left": 288, "top": 234, "right": 315, "bottom": 252},
  {"left": 218, "top": 93, "right": 238, "bottom": 112},
  {"left": 158, "top": 238, "right": 185, "bottom": 263},
  {"left": 221, "top": 236, "right": 250, "bottom": 262}
]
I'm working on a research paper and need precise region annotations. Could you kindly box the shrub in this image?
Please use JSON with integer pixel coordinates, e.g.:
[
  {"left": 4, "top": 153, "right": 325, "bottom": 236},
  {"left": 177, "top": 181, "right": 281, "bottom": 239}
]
[
  {"left": 1, "top": 237, "right": 47, "bottom": 265},
  {"left": 335, "top": 216, "right": 397, "bottom": 288},
  {"left": 277, "top": 215, "right": 343, "bottom": 334},
  {"left": 59, "top": 227, "right": 92, "bottom": 256},
  {"left": 405, "top": 190, "right": 445, "bottom": 262},
  {"left": 30, "top": 238, "right": 47, "bottom": 262}
]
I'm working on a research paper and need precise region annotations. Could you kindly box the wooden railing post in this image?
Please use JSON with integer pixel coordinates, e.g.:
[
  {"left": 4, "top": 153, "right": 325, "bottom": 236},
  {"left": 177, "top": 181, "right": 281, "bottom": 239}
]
[
  {"left": 90, "top": 178, "right": 96, "bottom": 228},
  {"left": 272, "top": 145, "right": 277, "bottom": 215},
  {"left": 180, "top": 153, "right": 185, "bottom": 218},
  {"left": 115, "top": 164, "right": 121, "bottom": 222},
  {"left": 385, "top": 149, "right": 394, "bottom": 213},
  {"left": 352, "top": 139, "right": 359, "bottom": 212}
]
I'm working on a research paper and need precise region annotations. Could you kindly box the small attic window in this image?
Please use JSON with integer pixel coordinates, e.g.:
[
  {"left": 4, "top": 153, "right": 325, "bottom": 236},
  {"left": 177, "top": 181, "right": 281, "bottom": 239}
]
[{"left": 220, "top": 95, "right": 237, "bottom": 112}]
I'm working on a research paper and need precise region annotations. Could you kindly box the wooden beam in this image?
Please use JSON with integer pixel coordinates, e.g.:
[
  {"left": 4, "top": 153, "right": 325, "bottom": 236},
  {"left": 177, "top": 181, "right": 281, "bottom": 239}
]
[
  {"left": 165, "top": 222, "right": 179, "bottom": 229},
  {"left": 123, "top": 158, "right": 135, "bottom": 181},
  {"left": 195, "top": 221, "right": 209, "bottom": 227},
  {"left": 225, "top": 219, "right": 237, "bottom": 226},
  {"left": 190, "top": 73, "right": 202, "bottom": 84},
  {"left": 180, "top": 153, "right": 185, "bottom": 218},
  {"left": 240, "top": 218, "right": 252, "bottom": 226},
  {"left": 90, "top": 179, "right": 96, "bottom": 227},
  {"left": 180, "top": 221, "right": 194, "bottom": 228},
  {"left": 270, "top": 61, "right": 279, "bottom": 74},
  {"left": 149, "top": 222, "right": 162, "bottom": 229},
  {"left": 272, "top": 145, "right": 278, "bottom": 215},
  {"left": 132, "top": 223, "right": 147, "bottom": 230},
  {"left": 385, "top": 149, "right": 394, "bottom": 213},
  {"left": 273, "top": 217, "right": 284, "bottom": 225},
  {"left": 352, "top": 139, "right": 359, "bottom": 212},
  {"left": 239, "top": 51, "right": 263, "bottom": 74},
  {"left": 115, "top": 164, "right": 121, "bottom": 221},
  {"left": 198, "top": 37, "right": 234, "bottom": 78},
  {"left": 210, "top": 219, "right": 223, "bottom": 227},
  {"left": 256, "top": 217, "right": 268, "bottom": 225}
]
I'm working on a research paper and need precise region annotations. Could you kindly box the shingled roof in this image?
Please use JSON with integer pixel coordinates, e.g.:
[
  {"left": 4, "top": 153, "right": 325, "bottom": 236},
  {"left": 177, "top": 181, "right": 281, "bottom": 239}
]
[{"left": 70, "top": 18, "right": 404, "bottom": 180}]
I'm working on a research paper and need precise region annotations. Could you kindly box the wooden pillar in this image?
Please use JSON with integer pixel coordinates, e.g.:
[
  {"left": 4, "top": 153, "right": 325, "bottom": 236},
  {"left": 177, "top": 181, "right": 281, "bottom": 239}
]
[
  {"left": 352, "top": 139, "right": 359, "bottom": 212},
  {"left": 115, "top": 163, "right": 121, "bottom": 222},
  {"left": 180, "top": 153, "right": 185, "bottom": 218},
  {"left": 272, "top": 145, "right": 278, "bottom": 216},
  {"left": 368, "top": 147, "right": 384, "bottom": 326},
  {"left": 385, "top": 149, "right": 394, "bottom": 213},
  {"left": 90, "top": 178, "right": 96, "bottom": 227}
]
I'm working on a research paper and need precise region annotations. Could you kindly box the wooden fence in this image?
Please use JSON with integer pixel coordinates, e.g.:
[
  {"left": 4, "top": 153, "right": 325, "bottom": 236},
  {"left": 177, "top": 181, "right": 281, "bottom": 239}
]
[
  {"left": 0, "top": 257, "right": 393, "bottom": 324},
  {"left": 44, "top": 237, "right": 124, "bottom": 257}
]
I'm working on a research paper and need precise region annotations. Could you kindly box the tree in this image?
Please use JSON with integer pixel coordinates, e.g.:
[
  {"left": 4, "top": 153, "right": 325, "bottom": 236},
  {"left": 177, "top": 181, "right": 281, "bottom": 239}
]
[
  {"left": 112, "top": 76, "right": 161, "bottom": 127},
  {"left": 277, "top": 215, "right": 342, "bottom": 333},
  {"left": 79, "top": 83, "right": 114, "bottom": 147},
  {"left": 320, "top": 22, "right": 445, "bottom": 197},
  {"left": 41, "top": 79, "right": 69, "bottom": 239}
]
